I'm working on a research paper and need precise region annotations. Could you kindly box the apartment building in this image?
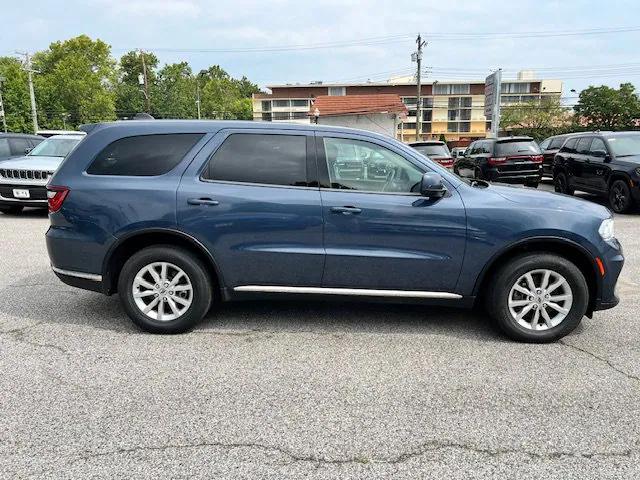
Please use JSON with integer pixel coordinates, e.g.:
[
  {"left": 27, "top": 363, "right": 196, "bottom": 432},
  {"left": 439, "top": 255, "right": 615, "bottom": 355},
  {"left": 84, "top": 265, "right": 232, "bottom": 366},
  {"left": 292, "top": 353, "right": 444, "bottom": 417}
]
[{"left": 252, "top": 71, "right": 562, "bottom": 143}]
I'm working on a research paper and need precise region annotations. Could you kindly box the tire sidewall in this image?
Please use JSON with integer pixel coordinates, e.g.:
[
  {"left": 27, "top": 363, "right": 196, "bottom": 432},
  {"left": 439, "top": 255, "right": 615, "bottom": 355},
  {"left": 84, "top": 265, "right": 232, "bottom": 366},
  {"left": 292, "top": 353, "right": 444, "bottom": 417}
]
[
  {"left": 609, "top": 180, "right": 631, "bottom": 213},
  {"left": 118, "top": 246, "right": 212, "bottom": 333},
  {"left": 490, "top": 254, "right": 589, "bottom": 342}
]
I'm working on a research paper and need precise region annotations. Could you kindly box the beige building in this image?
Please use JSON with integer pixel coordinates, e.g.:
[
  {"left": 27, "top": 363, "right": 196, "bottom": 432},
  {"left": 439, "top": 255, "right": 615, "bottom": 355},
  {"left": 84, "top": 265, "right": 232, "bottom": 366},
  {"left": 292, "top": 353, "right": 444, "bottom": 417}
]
[{"left": 252, "top": 71, "right": 562, "bottom": 144}]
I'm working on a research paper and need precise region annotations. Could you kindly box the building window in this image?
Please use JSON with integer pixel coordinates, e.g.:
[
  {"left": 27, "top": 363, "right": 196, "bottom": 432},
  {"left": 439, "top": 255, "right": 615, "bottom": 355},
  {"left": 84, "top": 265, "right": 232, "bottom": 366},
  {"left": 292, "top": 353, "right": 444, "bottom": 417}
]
[
  {"left": 460, "top": 109, "right": 471, "bottom": 121},
  {"left": 261, "top": 101, "right": 271, "bottom": 111},
  {"left": 261, "top": 113, "right": 272, "bottom": 121},
  {"left": 435, "top": 84, "right": 470, "bottom": 95},
  {"left": 272, "top": 112, "right": 290, "bottom": 120},
  {"left": 422, "top": 122, "right": 432, "bottom": 133},
  {"left": 402, "top": 122, "right": 417, "bottom": 129},
  {"left": 423, "top": 97, "right": 433, "bottom": 108},
  {"left": 501, "top": 82, "right": 530, "bottom": 94},
  {"left": 447, "top": 122, "right": 458, "bottom": 133},
  {"left": 448, "top": 110, "right": 457, "bottom": 121},
  {"left": 448, "top": 97, "right": 460, "bottom": 109},
  {"left": 459, "top": 122, "right": 470, "bottom": 133},
  {"left": 273, "top": 99, "right": 290, "bottom": 108},
  {"left": 291, "top": 99, "right": 309, "bottom": 107},
  {"left": 291, "top": 112, "right": 308, "bottom": 119},
  {"left": 422, "top": 110, "right": 432, "bottom": 122},
  {"left": 328, "top": 86, "right": 346, "bottom": 96},
  {"left": 461, "top": 97, "right": 472, "bottom": 108},
  {"left": 402, "top": 97, "right": 417, "bottom": 105}
]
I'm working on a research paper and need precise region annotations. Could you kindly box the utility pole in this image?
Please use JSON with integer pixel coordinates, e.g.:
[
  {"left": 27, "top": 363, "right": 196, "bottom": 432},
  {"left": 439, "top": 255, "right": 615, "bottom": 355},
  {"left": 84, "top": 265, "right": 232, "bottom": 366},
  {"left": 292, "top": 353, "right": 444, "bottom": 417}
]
[
  {"left": 16, "top": 52, "right": 39, "bottom": 133},
  {"left": 0, "top": 76, "right": 7, "bottom": 132},
  {"left": 196, "top": 80, "right": 201, "bottom": 119},
  {"left": 412, "top": 34, "right": 426, "bottom": 141},
  {"left": 139, "top": 49, "right": 151, "bottom": 113}
]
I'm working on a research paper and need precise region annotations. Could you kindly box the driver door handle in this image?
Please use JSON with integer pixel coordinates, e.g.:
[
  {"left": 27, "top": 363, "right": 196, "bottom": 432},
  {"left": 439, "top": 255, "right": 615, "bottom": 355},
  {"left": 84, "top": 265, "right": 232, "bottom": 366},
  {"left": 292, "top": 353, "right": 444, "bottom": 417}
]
[
  {"left": 330, "top": 206, "right": 362, "bottom": 215},
  {"left": 188, "top": 197, "right": 219, "bottom": 206}
]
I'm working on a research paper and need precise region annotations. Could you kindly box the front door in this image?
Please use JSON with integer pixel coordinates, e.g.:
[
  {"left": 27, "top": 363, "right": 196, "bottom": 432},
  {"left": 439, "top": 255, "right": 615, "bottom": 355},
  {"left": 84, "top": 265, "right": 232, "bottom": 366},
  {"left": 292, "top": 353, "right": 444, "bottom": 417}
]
[
  {"left": 584, "top": 137, "right": 610, "bottom": 192},
  {"left": 571, "top": 136, "right": 593, "bottom": 189},
  {"left": 316, "top": 133, "right": 466, "bottom": 293},
  {"left": 177, "top": 129, "right": 324, "bottom": 289}
]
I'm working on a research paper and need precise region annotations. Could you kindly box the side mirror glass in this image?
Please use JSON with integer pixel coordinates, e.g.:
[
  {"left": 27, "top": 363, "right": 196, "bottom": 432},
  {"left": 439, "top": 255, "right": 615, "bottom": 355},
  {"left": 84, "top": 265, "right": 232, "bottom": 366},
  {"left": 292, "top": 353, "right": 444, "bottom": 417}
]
[{"left": 420, "top": 172, "right": 447, "bottom": 198}]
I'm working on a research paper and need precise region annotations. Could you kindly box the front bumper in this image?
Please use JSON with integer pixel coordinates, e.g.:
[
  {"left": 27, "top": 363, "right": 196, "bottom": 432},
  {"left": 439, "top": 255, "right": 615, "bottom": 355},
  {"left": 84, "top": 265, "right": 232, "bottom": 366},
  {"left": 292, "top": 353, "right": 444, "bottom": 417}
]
[
  {"left": 0, "top": 183, "right": 48, "bottom": 207},
  {"left": 593, "top": 239, "right": 624, "bottom": 312}
]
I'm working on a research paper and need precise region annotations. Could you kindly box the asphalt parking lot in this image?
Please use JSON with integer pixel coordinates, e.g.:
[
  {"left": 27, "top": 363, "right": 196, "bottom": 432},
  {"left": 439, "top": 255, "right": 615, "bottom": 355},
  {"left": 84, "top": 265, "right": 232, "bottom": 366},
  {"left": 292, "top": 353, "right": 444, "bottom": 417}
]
[{"left": 1, "top": 181, "right": 639, "bottom": 479}]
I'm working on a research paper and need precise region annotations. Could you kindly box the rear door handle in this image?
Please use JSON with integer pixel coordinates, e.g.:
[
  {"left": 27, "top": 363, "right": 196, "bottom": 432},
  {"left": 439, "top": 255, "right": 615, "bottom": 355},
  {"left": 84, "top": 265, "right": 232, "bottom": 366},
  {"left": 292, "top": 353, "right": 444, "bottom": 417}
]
[
  {"left": 330, "top": 206, "right": 362, "bottom": 215},
  {"left": 187, "top": 197, "right": 219, "bottom": 206}
]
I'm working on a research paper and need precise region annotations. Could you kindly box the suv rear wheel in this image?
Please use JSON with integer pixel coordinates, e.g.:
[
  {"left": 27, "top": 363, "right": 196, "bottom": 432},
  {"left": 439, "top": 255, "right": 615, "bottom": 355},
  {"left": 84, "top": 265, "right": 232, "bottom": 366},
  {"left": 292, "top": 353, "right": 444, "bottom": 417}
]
[
  {"left": 118, "top": 245, "right": 213, "bottom": 333},
  {"left": 486, "top": 253, "right": 588, "bottom": 342},
  {"left": 608, "top": 179, "right": 633, "bottom": 214}
]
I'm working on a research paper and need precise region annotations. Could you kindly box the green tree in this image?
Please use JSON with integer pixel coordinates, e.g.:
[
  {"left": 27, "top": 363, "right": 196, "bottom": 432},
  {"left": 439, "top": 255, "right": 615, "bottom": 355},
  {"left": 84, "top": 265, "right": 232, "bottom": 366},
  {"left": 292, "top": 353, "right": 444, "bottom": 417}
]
[
  {"left": 155, "top": 62, "right": 197, "bottom": 119},
  {"left": 0, "top": 57, "right": 32, "bottom": 132},
  {"left": 198, "top": 65, "right": 258, "bottom": 120},
  {"left": 32, "top": 35, "right": 117, "bottom": 128},
  {"left": 115, "top": 50, "right": 159, "bottom": 117},
  {"left": 574, "top": 83, "right": 640, "bottom": 131},
  {"left": 500, "top": 97, "right": 571, "bottom": 140}
]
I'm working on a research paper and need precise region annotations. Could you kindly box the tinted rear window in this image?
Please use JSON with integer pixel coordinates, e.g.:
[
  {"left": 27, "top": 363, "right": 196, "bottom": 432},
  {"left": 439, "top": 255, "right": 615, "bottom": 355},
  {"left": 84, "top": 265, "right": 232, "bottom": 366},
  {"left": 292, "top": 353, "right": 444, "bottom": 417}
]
[
  {"left": 495, "top": 140, "right": 540, "bottom": 156},
  {"left": 203, "top": 133, "right": 307, "bottom": 187},
  {"left": 412, "top": 144, "right": 450, "bottom": 158},
  {"left": 549, "top": 137, "right": 565, "bottom": 149},
  {"left": 87, "top": 134, "right": 203, "bottom": 176}
]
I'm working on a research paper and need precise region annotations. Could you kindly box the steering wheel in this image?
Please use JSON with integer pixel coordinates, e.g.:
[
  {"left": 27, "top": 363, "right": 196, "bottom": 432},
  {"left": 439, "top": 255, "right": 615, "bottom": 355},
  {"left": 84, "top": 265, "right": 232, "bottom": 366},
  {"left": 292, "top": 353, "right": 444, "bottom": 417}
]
[{"left": 381, "top": 167, "right": 398, "bottom": 192}]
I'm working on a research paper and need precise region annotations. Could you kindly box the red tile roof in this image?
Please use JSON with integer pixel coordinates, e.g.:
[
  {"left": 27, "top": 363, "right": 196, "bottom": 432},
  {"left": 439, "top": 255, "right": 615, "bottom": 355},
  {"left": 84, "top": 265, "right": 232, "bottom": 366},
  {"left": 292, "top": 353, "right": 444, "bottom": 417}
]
[{"left": 309, "top": 94, "right": 408, "bottom": 117}]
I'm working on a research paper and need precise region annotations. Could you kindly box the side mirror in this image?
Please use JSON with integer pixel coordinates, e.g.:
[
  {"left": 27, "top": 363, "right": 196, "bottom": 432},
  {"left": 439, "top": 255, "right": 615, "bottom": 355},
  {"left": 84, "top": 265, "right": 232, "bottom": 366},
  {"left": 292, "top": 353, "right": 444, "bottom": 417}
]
[
  {"left": 24, "top": 148, "right": 32, "bottom": 154},
  {"left": 592, "top": 150, "right": 607, "bottom": 158},
  {"left": 420, "top": 172, "right": 447, "bottom": 198}
]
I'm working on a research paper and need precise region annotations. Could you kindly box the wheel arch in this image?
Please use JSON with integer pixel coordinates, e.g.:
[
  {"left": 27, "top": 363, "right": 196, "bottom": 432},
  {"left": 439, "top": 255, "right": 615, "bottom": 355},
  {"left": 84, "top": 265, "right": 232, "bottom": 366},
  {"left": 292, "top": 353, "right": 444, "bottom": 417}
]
[
  {"left": 607, "top": 171, "right": 632, "bottom": 188},
  {"left": 102, "top": 228, "right": 224, "bottom": 297},
  {"left": 473, "top": 237, "right": 600, "bottom": 316}
]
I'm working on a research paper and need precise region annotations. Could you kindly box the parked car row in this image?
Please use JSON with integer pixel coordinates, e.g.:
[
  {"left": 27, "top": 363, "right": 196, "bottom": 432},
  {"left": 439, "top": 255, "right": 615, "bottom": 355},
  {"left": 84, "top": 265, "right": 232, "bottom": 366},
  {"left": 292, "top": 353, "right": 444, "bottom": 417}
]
[{"left": 408, "top": 131, "right": 640, "bottom": 213}]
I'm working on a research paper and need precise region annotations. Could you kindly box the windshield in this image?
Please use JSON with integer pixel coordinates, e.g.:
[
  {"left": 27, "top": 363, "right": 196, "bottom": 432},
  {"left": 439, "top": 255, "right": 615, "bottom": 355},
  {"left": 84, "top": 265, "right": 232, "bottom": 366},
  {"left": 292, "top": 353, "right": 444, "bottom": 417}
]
[
  {"left": 606, "top": 135, "right": 640, "bottom": 157},
  {"left": 28, "top": 137, "right": 82, "bottom": 158},
  {"left": 495, "top": 140, "right": 541, "bottom": 156},
  {"left": 412, "top": 144, "right": 450, "bottom": 158}
]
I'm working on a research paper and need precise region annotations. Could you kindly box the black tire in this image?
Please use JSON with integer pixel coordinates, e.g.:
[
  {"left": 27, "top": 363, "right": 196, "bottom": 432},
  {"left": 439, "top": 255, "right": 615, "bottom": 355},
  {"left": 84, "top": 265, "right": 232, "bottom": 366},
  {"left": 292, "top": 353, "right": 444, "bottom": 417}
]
[
  {"left": 486, "top": 253, "right": 589, "bottom": 343},
  {"left": 554, "top": 172, "right": 574, "bottom": 195},
  {"left": 0, "top": 205, "right": 24, "bottom": 215},
  {"left": 118, "top": 245, "right": 213, "bottom": 333},
  {"left": 608, "top": 179, "right": 633, "bottom": 214}
]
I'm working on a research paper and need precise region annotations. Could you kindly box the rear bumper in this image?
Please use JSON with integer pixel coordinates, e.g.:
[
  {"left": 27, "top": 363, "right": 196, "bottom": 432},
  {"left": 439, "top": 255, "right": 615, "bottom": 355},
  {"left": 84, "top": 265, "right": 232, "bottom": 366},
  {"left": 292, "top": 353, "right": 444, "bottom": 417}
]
[
  {"left": 51, "top": 267, "right": 106, "bottom": 294},
  {"left": 485, "top": 166, "right": 542, "bottom": 184}
]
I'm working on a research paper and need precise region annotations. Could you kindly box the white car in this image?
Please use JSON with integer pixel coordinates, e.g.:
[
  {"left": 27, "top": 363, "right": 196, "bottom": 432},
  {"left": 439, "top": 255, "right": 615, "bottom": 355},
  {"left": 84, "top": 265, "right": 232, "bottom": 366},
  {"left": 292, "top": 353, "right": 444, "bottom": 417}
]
[{"left": 0, "top": 134, "right": 85, "bottom": 214}]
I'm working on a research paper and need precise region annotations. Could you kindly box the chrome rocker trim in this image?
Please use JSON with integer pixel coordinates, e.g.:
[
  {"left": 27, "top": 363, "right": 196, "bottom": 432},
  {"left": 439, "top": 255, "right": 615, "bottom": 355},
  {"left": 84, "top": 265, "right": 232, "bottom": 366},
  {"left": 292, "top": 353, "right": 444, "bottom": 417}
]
[
  {"left": 52, "top": 266, "right": 102, "bottom": 282},
  {"left": 233, "top": 285, "right": 462, "bottom": 299}
]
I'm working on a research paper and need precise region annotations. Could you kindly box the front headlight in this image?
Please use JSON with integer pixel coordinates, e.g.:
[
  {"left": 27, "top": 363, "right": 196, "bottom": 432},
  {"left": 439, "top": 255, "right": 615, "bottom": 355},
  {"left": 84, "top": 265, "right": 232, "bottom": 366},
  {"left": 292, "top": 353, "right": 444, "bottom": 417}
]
[{"left": 599, "top": 218, "right": 615, "bottom": 241}]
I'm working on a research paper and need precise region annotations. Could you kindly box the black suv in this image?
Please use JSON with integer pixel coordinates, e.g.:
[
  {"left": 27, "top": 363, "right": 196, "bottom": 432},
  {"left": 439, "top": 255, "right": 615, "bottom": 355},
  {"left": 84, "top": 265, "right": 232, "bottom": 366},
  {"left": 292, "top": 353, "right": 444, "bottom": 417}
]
[
  {"left": 453, "top": 137, "right": 542, "bottom": 187},
  {"left": 538, "top": 134, "right": 570, "bottom": 178},
  {"left": 553, "top": 131, "right": 640, "bottom": 213}
]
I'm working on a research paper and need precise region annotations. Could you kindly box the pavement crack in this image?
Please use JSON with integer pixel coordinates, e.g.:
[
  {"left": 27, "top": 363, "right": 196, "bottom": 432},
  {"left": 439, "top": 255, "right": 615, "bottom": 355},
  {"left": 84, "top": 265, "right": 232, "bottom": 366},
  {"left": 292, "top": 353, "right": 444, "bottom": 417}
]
[
  {"left": 0, "top": 321, "right": 70, "bottom": 356},
  {"left": 69, "top": 439, "right": 636, "bottom": 466},
  {"left": 559, "top": 340, "right": 640, "bottom": 384}
]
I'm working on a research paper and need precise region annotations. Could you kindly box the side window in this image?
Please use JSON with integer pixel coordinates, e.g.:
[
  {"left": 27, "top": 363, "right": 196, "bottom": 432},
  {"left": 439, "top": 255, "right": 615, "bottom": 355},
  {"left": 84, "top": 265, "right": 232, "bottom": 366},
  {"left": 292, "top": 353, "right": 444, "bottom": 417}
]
[
  {"left": 10, "top": 138, "right": 30, "bottom": 155},
  {"left": 88, "top": 134, "right": 203, "bottom": 176},
  {"left": 0, "top": 139, "right": 10, "bottom": 157},
  {"left": 322, "top": 137, "right": 423, "bottom": 193},
  {"left": 549, "top": 137, "right": 565, "bottom": 149},
  {"left": 539, "top": 138, "right": 551, "bottom": 150},
  {"left": 466, "top": 142, "right": 475, "bottom": 155},
  {"left": 589, "top": 138, "right": 608, "bottom": 158},
  {"left": 203, "top": 133, "right": 308, "bottom": 187},
  {"left": 562, "top": 138, "right": 578, "bottom": 154},
  {"left": 576, "top": 137, "right": 592, "bottom": 155},
  {"left": 479, "top": 141, "right": 492, "bottom": 154}
]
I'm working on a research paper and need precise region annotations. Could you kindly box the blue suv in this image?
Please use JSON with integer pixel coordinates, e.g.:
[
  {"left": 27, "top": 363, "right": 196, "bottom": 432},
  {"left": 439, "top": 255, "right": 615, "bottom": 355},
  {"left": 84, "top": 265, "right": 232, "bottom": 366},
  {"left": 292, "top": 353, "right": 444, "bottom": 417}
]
[{"left": 46, "top": 121, "right": 623, "bottom": 342}]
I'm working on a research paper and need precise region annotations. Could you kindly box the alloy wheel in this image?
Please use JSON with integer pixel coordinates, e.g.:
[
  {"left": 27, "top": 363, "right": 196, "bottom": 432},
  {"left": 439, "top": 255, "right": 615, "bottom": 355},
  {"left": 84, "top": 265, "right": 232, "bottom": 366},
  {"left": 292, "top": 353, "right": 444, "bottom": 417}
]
[
  {"left": 610, "top": 183, "right": 627, "bottom": 212},
  {"left": 508, "top": 269, "right": 573, "bottom": 331},
  {"left": 132, "top": 262, "right": 193, "bottom": 321}
]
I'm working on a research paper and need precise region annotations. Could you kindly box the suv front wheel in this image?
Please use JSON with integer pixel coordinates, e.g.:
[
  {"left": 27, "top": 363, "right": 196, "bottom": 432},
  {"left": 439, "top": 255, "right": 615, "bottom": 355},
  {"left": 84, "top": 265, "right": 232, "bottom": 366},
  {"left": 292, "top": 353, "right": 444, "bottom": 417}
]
[
  {"left": 608, "top": 179, "right": 633, "bottom": 213},
  {"left": 118, "top": 245, "right": 213, "bottom": 333},
  {"left": 486, "top": 253, "right": 588, "bottom": 342}
]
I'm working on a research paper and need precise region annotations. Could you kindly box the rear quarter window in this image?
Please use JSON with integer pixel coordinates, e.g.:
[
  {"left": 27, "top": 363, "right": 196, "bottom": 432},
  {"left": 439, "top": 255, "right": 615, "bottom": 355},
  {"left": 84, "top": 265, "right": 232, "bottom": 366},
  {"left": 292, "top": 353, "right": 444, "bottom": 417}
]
[
  {"left": 495, "top": 140, "right": 540, "bottom": 156},
  {"left": 87, "top": 134, "right": 204, "bottom": 176}
]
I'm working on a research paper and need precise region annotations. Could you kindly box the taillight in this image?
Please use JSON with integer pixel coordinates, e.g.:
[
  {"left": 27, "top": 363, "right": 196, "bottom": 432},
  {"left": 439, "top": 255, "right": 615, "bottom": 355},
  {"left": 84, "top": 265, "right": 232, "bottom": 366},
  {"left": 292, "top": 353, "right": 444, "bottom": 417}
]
[
  {"left": 488, "top": 157, "right": 507, "bottom": 166},
  {"left": 47, "top": 186, "right": 69, "bottom": 213},
  {"left": 531, "top": 155, "right": 543, "bottom": 164},
  {"left": 437, "top": 157, "right": 454, "bottom": 168}
]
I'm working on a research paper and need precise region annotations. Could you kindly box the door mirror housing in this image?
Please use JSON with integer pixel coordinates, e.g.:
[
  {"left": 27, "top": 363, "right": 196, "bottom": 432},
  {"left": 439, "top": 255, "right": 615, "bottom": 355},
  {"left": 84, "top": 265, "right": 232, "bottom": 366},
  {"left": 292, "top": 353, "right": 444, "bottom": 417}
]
[
  {"left": 420, "top": 172, "right": 447, "bottom": 198},
  {"left": 592, "top": 149, "right": 607, "bottom": 159}
]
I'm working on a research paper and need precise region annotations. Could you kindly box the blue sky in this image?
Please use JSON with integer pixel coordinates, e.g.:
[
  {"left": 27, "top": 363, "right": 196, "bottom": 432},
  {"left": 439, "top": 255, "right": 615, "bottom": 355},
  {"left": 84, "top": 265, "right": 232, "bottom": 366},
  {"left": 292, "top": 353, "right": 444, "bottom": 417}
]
[{"left": 2, "top": 0, "right": 640, "bottom": 102}]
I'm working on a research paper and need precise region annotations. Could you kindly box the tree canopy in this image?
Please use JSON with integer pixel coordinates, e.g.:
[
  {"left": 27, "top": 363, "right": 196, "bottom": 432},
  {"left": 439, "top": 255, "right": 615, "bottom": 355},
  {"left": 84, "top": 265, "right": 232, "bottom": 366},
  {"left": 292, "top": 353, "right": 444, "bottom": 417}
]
[
  {"left": 573, "top": 83, "right": 640, "bottom": 131},
  {"left": 500, "top": 97, "right": 573, "bottom": 140},
  {"left": 0, "top": 35, "right": 261, "bottom": 132}
]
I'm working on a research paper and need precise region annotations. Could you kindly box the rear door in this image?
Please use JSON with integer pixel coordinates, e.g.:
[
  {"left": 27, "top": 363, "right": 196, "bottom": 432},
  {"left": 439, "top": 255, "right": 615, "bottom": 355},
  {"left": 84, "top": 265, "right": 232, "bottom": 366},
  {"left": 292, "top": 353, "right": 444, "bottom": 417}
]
[
  {"left": 316, "top": 132, "right": 466, "bottom": 293},
  {"left": 572, "top": 137, "right": 593, "bottom": 189},
  {"left": 584, "top": 137, "right": 610, "bottom": 192},
  {"left": 177, "top": 129, "right": 324, "bottom": 289}
]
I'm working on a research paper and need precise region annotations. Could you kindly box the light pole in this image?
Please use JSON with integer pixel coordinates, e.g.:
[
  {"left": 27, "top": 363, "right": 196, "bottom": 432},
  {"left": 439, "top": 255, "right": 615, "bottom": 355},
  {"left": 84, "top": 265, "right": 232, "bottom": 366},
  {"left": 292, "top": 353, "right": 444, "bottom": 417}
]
[{"left": 0, "top": 76, "right": 7, "bottom": 132}]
